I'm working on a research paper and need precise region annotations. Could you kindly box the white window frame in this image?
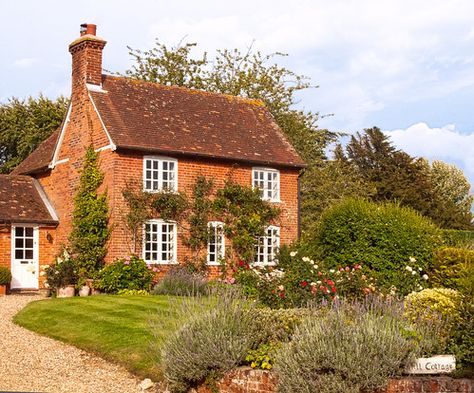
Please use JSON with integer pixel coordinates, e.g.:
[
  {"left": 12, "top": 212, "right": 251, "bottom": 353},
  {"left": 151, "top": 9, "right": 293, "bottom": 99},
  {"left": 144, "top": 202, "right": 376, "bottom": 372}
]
[
  {"left": 142, "top": 219, "right": 178, "bottom": 264},
  {"left": 254, "top": 225, "right": 280, "bottom": 266},
  {"left": 143, "top": 156, "right": 178, "bottom": 192},
  {"left": 207, "top": 221, "right": 225, "bottom": 265},
  {"left": 252, "top": 167, "right": 280, "bottom": 202}
]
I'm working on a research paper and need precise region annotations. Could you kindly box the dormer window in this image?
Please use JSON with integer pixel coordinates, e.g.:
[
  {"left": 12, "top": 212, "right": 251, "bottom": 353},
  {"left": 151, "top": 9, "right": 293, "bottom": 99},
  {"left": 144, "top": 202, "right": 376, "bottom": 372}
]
[
  {"left": 252, "top": 168, "right": 280, "bottom": 202},
  {"left": 143, "top": 156, "right": 178, "bottom": 192}
]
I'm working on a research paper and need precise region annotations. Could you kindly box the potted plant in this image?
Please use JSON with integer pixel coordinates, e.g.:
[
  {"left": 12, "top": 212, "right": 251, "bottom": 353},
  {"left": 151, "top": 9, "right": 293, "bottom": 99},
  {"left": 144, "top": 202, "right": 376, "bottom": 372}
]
[
  {"left": 0, "top": 267, "right": 12, "bottom": 296},
  {"left": 44, "top": 251, "right": 78, "bottom": 298}
]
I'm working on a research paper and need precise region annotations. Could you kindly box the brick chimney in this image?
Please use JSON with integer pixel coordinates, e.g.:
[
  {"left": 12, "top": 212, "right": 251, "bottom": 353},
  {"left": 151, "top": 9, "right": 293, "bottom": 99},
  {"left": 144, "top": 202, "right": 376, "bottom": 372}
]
[{"left": 69, "top": 23, "right": 106, "bottom": 96}]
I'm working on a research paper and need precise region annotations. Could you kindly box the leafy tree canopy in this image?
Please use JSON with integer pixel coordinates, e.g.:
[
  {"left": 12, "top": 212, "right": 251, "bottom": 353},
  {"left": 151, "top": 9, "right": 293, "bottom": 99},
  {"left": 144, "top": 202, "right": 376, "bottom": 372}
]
[
  {"left": 0, "top": 95, "right": 68, "bottom": 173},
  {"left": 338, "top": 127, "right": 473, "bottom": 229}
]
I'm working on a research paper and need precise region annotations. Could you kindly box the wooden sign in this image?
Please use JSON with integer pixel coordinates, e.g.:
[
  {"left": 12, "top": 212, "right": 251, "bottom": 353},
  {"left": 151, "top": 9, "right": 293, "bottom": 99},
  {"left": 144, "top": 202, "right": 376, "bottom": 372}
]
[{"left": 407, "top": 355, "right": 456, "bottom": 374}]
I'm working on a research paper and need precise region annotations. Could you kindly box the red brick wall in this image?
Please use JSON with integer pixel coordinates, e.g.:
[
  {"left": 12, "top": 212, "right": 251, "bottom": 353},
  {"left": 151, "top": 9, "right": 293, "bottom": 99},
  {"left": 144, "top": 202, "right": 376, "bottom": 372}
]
[
  {"left": 196, "top": 368, "right": 473, "bottom": 393},
  {"left": 0, "top": 225, "right": 11, "bottom": 269},
  {"left": 108, "top": 151, "right": 300, "bottom": 273}
]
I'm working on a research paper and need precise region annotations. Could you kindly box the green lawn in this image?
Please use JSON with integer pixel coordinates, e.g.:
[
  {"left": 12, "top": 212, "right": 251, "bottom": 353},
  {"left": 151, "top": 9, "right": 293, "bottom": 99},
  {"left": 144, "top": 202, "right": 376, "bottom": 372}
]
[{"left": 13, "top": 295, "right": 193, "bottom": 380}]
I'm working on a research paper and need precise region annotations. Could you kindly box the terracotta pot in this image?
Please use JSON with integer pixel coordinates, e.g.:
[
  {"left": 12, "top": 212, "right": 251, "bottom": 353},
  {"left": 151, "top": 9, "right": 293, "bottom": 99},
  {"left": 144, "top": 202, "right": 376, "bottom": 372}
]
[
  {"left": 79, "top": 285, "right": 91, "bottom": 297},
  {"left": 91, "top": 288, "right": 101, "bottom": 295},
  {"left": 39, "top": 288, "right": 51, "bottom": 298},
  {"left": 58, "top": 285, "right": 75, "bottom": 298},
  {"left": 0, "top": 284, "right": 6, "bottom": 296}
]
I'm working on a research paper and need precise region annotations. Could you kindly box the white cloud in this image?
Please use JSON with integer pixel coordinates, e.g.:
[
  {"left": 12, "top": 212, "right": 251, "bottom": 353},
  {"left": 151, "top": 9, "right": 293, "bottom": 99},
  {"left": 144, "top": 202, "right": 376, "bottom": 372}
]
[{"left": 384, "top": 123, "right": 474, "bottom": 188}]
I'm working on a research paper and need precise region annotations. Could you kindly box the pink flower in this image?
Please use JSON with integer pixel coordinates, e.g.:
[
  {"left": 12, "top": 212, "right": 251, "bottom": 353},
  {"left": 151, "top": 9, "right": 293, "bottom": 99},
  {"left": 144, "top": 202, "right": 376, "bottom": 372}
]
[
  {"left": 124, "top": 260, "right": 130, "bottom": 265},
  {"left": 152, "top": 267, "right": 159, "bottom": 272}
]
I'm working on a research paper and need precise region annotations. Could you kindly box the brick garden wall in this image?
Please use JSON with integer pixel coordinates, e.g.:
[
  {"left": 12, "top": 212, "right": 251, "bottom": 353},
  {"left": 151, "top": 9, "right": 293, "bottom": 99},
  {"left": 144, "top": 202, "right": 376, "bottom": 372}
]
[{"left": 195, "top": 368, "right": 473, "bottom": 393}]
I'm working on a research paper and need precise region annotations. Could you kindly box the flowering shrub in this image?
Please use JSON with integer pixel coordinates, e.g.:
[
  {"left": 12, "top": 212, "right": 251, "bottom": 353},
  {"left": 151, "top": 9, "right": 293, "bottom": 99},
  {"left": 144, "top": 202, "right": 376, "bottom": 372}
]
[
  {"left": 404, "top": 288, "right": 462, "bottom": 332},
  {"left": 43, "top": 249, "right": 78, "bottom": 291},
  {"left": 246, "top": 343, "right": 278, "bottom": 370},
  {"left": 95, "top": 256, "right": 154, "bottom": 294},
  {"left": 234, "top": 247, "right": 387, "bottom": 308},
  {"left": 275, "top": 298, "right": 444, "bottom": 393},
  {"left": 314, "top": 198, "right": 441, "bottom": 293},
  {"left": 152, "top": 266, "right": 208, "bottom": 296}
]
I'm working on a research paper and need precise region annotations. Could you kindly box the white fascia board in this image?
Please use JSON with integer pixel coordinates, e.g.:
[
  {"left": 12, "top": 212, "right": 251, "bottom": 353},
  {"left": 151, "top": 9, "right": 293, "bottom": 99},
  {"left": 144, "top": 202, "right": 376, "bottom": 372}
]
[
  {"left": 49, "top": 104, "right": 72, "bottom": 169},
  {"left": 88, "top": 92, "right": 117, "bottom": 152},
  {"left": 32, "top": 179, "right": 59, "bottom": 222}
]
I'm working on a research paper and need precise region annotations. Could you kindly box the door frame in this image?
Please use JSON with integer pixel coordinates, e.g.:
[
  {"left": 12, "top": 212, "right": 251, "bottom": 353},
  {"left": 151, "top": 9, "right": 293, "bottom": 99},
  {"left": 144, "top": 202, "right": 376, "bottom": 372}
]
[{"left": 10, "top": 224, "right": 39, "bottom": 290}]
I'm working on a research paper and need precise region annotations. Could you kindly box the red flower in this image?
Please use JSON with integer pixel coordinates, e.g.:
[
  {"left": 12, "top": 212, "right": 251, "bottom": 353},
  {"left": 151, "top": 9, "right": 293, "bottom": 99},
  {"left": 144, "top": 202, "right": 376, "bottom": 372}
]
[
  {"left": 331, "top": 286, "right": 337, "bottom": 293},
  {"left": 238, "top": 260, "right": 245, "bottom": 267},
  {"left": 300, "top": 281, "right": 308, "bottom": 288},
  {"left": 279, "top": 291, "right": 285, "bottom": 298},
  {"left": 327, "top": 279, "right": 335, "bottom": 287},
  {"left": 318, "top": 271, "right": 323, "bottom": 276},
  {"left": 363, "top": 287, "right": 371, "bottom": 294}
]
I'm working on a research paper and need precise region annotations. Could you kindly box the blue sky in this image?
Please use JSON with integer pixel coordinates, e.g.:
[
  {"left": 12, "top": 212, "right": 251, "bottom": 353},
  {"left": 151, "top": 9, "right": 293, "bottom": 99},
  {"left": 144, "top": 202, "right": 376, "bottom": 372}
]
[{"left": 2, "top": 0, "right": 474, "bottom": 188}]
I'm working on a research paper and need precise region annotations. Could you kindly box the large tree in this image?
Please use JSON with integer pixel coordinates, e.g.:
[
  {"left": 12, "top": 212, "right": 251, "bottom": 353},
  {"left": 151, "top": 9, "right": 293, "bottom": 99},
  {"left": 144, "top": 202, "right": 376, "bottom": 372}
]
[
  {"left": 339, "top": 127, "right": 473, "bottom": 229},
  {"left": 0, "top": 95, "right": 68, "bottom": 173},
  {"left": 429, "top": 160, "right": 473, "bottom": 229}
]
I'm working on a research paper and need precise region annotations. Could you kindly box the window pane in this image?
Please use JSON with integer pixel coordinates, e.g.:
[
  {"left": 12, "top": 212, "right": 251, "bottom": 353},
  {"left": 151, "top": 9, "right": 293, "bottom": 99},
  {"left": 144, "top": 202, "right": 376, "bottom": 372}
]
[
  {"left": 15, "top": 238, "right": 23, "bottom": 248},
  {"left": 25, "top": 250, "right": 33, "bottom": 259},
  {"left": 25, "top": 239, "right": 33, "bottom": 248},
  {"left": 25, "top": 227, "right": 34, "bottom": 237},
  {"left": 146, "top": 160, "right": 151, "bottom": 169},
  {"left": 15, "top": 250, "right": 23, "bottom": 259},
  {"left": 15, "top": 227, "right": 23, "bottom": 237}
]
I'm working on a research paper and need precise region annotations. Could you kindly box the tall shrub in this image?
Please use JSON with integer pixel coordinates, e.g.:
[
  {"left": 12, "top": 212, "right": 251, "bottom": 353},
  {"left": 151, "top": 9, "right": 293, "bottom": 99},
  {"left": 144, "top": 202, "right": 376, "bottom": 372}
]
[
  {"left": 315, "top": 198, "right": 441, "bottom": 292},
  {"left": 69, "top": 146, "right": 110, "bottom": 277}
]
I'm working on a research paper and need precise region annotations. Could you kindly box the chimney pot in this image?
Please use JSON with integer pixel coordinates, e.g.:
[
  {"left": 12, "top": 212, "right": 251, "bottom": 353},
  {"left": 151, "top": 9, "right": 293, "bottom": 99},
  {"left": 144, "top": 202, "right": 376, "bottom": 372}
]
[{"left": 80, "top": 23, "right": 97, "bottom": 36}]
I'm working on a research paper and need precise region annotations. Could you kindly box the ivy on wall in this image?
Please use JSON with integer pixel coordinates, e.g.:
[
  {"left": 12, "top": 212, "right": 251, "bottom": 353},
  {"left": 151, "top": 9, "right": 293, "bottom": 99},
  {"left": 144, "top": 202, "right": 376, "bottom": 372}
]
[
  {"left": 69, "top": 146, "right": 110, "bottom": 277},
  {"left": 122, "top": 175, "right": 280, "bottom": 270}
]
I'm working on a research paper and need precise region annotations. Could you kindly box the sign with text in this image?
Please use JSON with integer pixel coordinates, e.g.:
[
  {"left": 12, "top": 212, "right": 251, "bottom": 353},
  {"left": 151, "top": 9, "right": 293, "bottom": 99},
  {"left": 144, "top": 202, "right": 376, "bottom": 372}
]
[{"left": 407, "top": 355, "right": 456, "bottom": 374}]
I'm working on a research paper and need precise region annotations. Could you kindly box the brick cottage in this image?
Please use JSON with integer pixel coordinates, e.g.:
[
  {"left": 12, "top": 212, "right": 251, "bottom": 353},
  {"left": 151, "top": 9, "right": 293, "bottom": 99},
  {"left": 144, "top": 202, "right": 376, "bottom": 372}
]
[{"left": 0, "top": 24, "right": 305, "bottom": 290}]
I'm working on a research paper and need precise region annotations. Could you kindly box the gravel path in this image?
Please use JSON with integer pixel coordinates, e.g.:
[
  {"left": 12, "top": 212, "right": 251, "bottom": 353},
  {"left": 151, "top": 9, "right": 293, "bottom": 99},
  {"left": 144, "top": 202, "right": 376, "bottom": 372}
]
[{"left": 0, "top": 295, "right": 146, "bottom": 393}]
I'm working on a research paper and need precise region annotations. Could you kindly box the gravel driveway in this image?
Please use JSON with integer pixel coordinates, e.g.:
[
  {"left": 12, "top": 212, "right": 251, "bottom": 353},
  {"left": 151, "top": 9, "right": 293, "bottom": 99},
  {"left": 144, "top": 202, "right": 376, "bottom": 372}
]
[{"left": 0, "top": 295, "right": 145, "bottom": 393}]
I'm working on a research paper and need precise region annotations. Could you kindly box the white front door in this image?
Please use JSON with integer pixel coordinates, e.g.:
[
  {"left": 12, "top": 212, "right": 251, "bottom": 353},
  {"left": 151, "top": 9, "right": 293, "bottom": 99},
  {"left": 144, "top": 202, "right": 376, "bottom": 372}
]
[{"left": 11, "top": 225, "right": 39, "bottom": 289}]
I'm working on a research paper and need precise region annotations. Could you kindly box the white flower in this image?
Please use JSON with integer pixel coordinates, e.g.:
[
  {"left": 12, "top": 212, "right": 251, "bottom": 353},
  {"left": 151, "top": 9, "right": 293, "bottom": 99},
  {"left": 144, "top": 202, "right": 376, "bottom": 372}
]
[
  {"left": 336, "top": 270, "right": 341, "bottom": 275},
  {"left": 418, "top": 285, "right": 423, "bottom": 290},
  {"left": 310, "top": 282, "right": 317, "bottom": 286},
  {"left": 290, "top": 251, "right": 297, "bottom": 257},
  {"left": 329, "top": 269, "right": 335, "bottom": 273},
  {"left": 412, "top": 271, "right": 417, "bottom": 275},
  {"left": 422, "top": 274, "right": 429, "bottom": 280},
  {"left": 316, "top": 280, "right": 322, "bottom": 285},
  {"left": 44, "top": 282, "right": 50, "bottom": 288},
  {"left": 302, "top": 256, "right": 310, "bottom": 262},
  {"left": 314, "top": 265, "right": 319, "bottom": 270},
  {"left": 418, "top": 267, "right": 422, "bottom": 271},
  {"left": 39, "top": 271, "right": 46, "bottom": 277},
  {"left": 278, "top": 285, "right": 284, "bottom": 291},
  {"left": 409, "top": 257, "right": 416, "bottom": 263},
  {"left": 405, "top": 266, "right": 413, "bottom": 272}
]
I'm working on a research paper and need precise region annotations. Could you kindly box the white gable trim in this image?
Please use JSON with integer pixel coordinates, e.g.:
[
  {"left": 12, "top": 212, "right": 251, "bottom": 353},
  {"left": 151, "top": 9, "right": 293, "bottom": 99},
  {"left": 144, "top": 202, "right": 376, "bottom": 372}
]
[
  {"left": 49, "top": 104, "right": 72, "bottom": 169},
  {"left": 88, "top": 93, "right": 117, "bottom": 151},
  {"left": 32, "top": 179, "right": 59, "bottom": 222}
]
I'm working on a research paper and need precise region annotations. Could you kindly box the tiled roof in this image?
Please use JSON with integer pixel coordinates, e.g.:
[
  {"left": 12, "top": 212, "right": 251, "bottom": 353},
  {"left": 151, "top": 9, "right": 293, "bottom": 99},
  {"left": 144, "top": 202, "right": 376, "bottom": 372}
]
[
  {"left": 14, "top": 75, "right": 306, "bottom": 175},
  {"left": 90, "top": 76, "right": 305, "bottom": 168},
  {"left": 0, "top": 175, "right": 58, "bottom": 224},
  {"left": 11, "top": 129, "right": 60, "bottom": 175}
]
